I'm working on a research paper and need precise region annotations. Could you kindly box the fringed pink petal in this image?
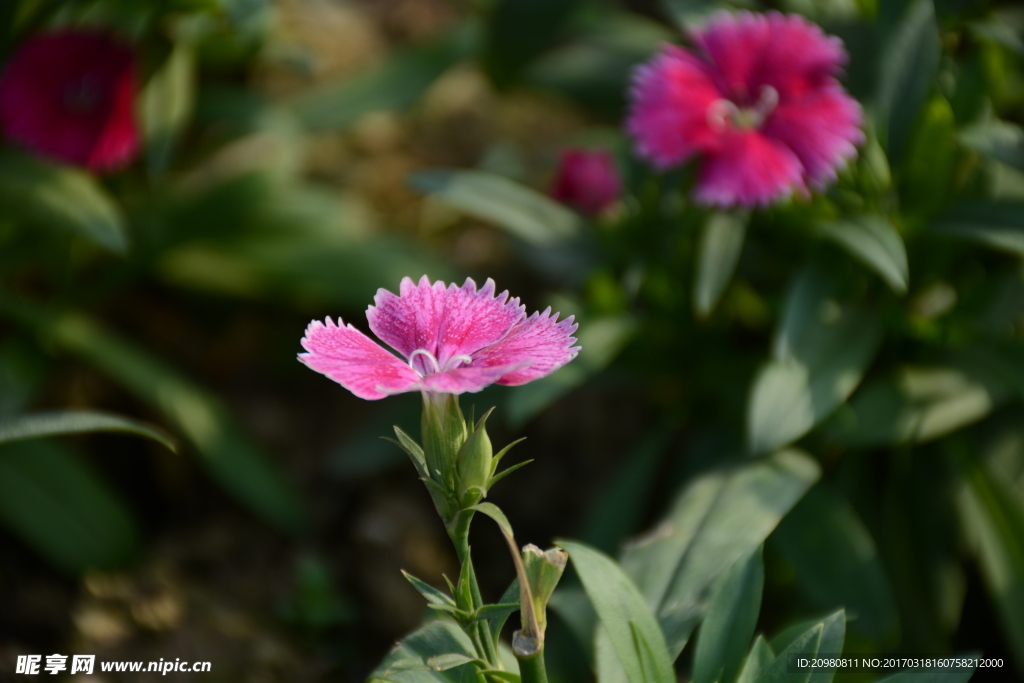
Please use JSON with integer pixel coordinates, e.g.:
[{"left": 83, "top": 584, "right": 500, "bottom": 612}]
[
  {"left": 368, "top": 276, "right": 525, "bottom": 366},
  {"left": 764, "top": 87, "right": 864, "bottom": 187},
  {"left": 366, "top": 275, "right": 447, "bottom": 360},
  {"left": 473, "top": 309, "right": 580, "bottom": 386},
  {"left": 691, "top": 11, "right": 771, "bottom": 98},
  {"left": 692, "top": 12, "right": 847, "bottom": 101},
  {"left": 299, "top": 318, "right": 420, "bottom": 400},
  {"left": 694, "top": 130, "right": 805, "bottom": 207},
  {"left": 626, "top": 45, "right": 723, "bottom": 169}
]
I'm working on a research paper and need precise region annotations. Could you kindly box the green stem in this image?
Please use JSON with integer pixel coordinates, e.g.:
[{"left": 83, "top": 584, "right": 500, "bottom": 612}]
[
  {"left": 514, "top": 641, "right": 549, "bottom": 683},
  {"left": 447, "top": 509, "right": 502, "bottom": 670}
]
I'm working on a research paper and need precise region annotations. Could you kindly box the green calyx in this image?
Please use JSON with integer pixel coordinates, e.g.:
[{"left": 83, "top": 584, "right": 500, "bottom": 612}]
[{"left": 386, "top": 394, "right": 528, "bottom": 525}]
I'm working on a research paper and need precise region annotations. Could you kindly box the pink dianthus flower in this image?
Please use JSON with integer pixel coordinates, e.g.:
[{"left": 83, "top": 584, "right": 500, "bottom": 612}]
[
  {"left": 550, "top": 147, "right": 622, "bottom": 217},
  {"left": 0, "top": 30, "right": 139, "bottom": 172},
  {"left": 300, "top": 276, "right": 580, "bottom": 400},
  {"left": 626, "top": 11, "right": 863, "bottom": 207}
]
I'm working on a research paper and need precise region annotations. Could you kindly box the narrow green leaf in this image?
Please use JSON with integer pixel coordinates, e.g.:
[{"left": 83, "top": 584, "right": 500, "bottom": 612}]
[
  {"left": 693, "top": 546, "right": 765, "bottom": 683},
  {"left": 694, "top": 211, "right": 748, "bottom": 317},
  {"left": 0, "top": 150, "right": 126, "bottom": 253},
  {"left": 487, "top": 459, "right": 533, "bottom": 488},
  {"left": 0, "top": 410, "right": 176, "bottom": 452},
  {"left": 427, "top": 654, "right": 480, "bottom": 671},
  {"left": 368, "top": 619, "right": 481, "bottom": 682},
  {"left": 410, "top": 169, "right": 584, "bottom": 246},
  {"left": 765, "top": 610, "right": 843, "bottom": 683},
  {"left": 620, "top": 450, "right": 820, "bottom": 659},
  {"left": 469, "top": 502, "right": 514, "bottom": 539},
  {"left": 736, "top": 636, "right": 774, "bottom": 683},
  {"left": 290, "top": 24, "right": 478, "bottom": 131},
  {"left": 772, "top": 486, "right": 899, "bottom": 644},
  {"left": 394, "top": 425, "right": 428, "bottom": 478},
  {"left": 953, "top": 449, "right": 1024, "bottom": 676},
  {"left": 929, "top": 202, "right": 1024, "bottom": 258},
  {"left": 755, "top": 621, "right": 824, "bottom": 683},
  {"left": 756, "top": 611, "right": 844, "bottom": 683},
  {"left": 960, "top": 120, "right": 1024, "bottom": 173},
  {"left": 141, "top": 40, "right": 195, "bottom": 175},
  {"left": 0, "top": 440, "right": 138, "bottom": 574},
  {"left": 474, "top": 603, "right": 519, "bottom": 624},
  {"left": 0, "top": 301, "right": 306, "bottom": 532},
  {"left": 748, "top": 266, "right": 883, "bottom": 454},
  {"left": 402, "top": 571, "right": 458, "bottom": 612},
  {"left": 558, "top": 539, "right": 675, "bottom": 683},
  {"left": 489, "top": 437, "right": 526, "bottom": 474},
  {"left": 817, "top": 216, "right": 908, "bottom": 294},
  {"left": 876, "top": 0, "right": 941, "bottom": 165},
  {"left": 825, "top": 365, "right": 1008, "bottom": 448}
]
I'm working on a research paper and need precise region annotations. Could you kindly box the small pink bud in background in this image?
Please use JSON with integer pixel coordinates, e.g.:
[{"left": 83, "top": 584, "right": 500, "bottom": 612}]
[
  {"left": 549, "top": 147, "right": 621, "bottom": 217},
  {"left": 0, "top": 30, "right": 140, "bottom": 172}
]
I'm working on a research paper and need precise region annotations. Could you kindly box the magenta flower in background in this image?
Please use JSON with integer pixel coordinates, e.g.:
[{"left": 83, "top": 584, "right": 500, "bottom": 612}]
[
  {"left": 300, "top": 276, "right": 580, "bottom": 400},
  {"left": 550, "top": 147, "right": 622, "bottom": 217},
  {"left": 626, "top": 11, "right": 863, "bottom": 207},
  {"left": 0, "top": 30, "right": 139, "bottom": 171}
]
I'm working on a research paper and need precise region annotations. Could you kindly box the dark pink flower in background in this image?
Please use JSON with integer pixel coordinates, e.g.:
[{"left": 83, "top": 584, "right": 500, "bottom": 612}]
[
  {"left": 626, "top": 11, "right": 863, "bottom": 207},
  {"left": 550, "top": 147, "right": 622, "bottom": 217},
  {"left": 0, "top": 30, "right": 139, "bottom": 171},
  {"left": 300, "top": 276, "right": 579, "bottom": 400}
]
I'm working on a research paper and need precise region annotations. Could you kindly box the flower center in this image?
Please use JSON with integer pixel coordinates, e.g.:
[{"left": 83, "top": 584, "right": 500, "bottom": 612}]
[
  {"left": 408, "top": 349, "right": 473, "bottom": 377},
  {"left": 707, "top": 85, "right": 779, "bottom": 131},
  {"left": 63, "top": 76, "right": 103, "bottom": 113}
]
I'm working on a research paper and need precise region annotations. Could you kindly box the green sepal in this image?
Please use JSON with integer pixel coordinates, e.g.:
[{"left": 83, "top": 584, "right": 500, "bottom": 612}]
[
  {"left": 521, "top": 545, "right": 567, "bottom": 635},
  {"left": 488, "top": 460, "right": 534, "bottom": 489},
  {"left": 490, "top": 437, "right": 527, "bottom": 475},
  {"left": 421, "top": 393, "right": 468, "bottom": 490},
  {"left": 421, "top": 476, "right": 459, "bottom": 522},
  {"left": 401, "top": 569, "right": 458, "bottom": 613},
  {"left": 386, "top": 425, "right": 428, "bottom": 478}
]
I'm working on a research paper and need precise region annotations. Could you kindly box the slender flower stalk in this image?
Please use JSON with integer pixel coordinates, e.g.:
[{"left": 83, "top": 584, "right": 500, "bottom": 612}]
[{"left": 299, "top": 276, "right": 579, "bottom": 678}]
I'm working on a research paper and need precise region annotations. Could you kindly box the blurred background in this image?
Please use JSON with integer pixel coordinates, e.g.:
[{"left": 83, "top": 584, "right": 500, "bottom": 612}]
[{"left": 0, "top": 0, "right": 1023, "bottom": 681}]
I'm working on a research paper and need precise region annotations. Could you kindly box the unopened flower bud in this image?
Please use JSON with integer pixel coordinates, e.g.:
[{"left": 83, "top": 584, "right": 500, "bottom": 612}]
[{"left": 456, "top": 409, "right": 494, "bottom": 507}]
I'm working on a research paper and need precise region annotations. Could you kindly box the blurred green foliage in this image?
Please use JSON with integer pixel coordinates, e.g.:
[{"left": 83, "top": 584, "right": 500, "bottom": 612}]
[{"left": 0, "top": 0, "right": 1022, "bottom": 680}]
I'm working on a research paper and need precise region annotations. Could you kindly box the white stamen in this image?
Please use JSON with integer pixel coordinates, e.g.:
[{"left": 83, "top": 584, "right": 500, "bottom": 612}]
[
  {"left": 755, "top": 85, "right": 779, "bottom": 119},
  {"left": 446, "top": 354, "right": 473, "bottom": 370},
  {"left": 408, "top": 349, "right": 441, "bottom": 376},
  {"left": 707, "top": 99, "right": 740, "bottom": 131}
]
